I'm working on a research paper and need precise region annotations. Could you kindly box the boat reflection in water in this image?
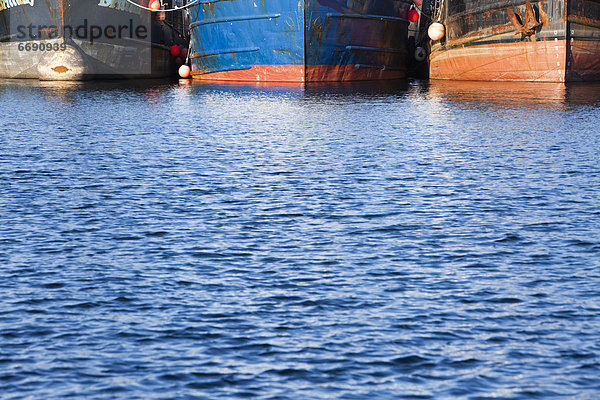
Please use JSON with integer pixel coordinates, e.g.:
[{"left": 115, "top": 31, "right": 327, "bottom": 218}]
[
  {"left": 173, "top": 78, "right": 600, "bottom": 108},
  {"left": 180, "top": 79, "right": 412, "bottom": 97},
  {"left": 425, "top": 80, "right": 600, "bottom": 107}
]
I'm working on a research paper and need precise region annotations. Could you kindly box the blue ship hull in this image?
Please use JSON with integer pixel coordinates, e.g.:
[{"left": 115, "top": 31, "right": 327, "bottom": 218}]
[{"left": 188, "top": 0, "right": 411, "bottom": 82}]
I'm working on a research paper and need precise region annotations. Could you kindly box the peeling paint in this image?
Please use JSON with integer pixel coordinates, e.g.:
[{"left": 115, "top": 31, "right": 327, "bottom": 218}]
[{"left": 51, "top": 65, "right": 70, "bottom": 73}]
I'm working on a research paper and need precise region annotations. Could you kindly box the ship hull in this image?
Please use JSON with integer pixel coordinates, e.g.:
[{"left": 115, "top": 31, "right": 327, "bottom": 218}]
[
  {"left": 0, "top": 0, "right": 187, "bottom": 80},
  {"left": 429, "top": 0, "right": 600, "bottom": 82},
  {"left": 187, "top": 0, "right": 411, "bottom": 82},
  {"left": 0, "top": 40, "right": 175, "bottom": 80}
]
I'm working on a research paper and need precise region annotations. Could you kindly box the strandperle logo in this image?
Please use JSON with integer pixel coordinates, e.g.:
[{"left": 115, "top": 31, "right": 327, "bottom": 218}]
[
  {"left": 14, "top": 19, "right": 149, "bottom": 44},
  {"left": 0, "top": 0, "right": 34, "bottom": 11}
]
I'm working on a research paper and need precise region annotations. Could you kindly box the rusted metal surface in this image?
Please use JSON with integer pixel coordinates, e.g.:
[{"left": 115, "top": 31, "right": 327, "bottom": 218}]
[
  {"left": 430, "top": 38, "right": 568, "bottom": 81},
  {"left": 567, "top": 0, "right": 600, "bottom": 79},
  {"left": 429, "top": 0, "right": 600, "bottom": 81},
  {"left": 506, "top": 0, "right": 545, "bottom": 35},
  {"left": 51, "top": 65, "right": 69, "bottom": 73},
  {"left": 568, "top": 14, "right": 600, "bottom": 27},
  {"left": 569, "top": 0, "right": 600, "bottom": 27}
]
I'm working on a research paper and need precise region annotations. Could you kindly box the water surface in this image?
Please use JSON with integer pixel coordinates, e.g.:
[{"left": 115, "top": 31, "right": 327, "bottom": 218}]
[{"left": 1, "top": 79, "right": 599, "bottom": 399}]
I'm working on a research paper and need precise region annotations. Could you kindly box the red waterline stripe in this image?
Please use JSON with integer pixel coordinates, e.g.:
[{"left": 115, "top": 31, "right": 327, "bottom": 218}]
[
  {"left": 191, "top": 64, "right": 406, "bottom": 82},
  {"left": 191, "top": 65, "right": 305, "bottom": 83}
]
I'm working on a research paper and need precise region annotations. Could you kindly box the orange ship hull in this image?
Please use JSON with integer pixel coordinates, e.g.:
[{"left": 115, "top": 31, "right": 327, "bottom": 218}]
[
  {"left": 430, "top": 40, "right": 568, "bottom": 82},
  {"left": 428, "top": 0, "right": 600, "bottom": 82}
]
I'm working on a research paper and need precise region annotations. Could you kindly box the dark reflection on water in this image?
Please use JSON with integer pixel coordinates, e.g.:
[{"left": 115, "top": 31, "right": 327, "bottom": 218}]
[
  {"left": 1, "top": 78, "right": 599, "bottom": 399},
  {"left": 426, "top": 80, "right": 600, "bottom": 107}
]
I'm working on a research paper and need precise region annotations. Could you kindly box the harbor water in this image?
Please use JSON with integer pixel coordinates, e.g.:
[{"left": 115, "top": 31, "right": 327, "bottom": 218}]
[{"left": 1, "top": 79, "right": 599, "bottom": 399}]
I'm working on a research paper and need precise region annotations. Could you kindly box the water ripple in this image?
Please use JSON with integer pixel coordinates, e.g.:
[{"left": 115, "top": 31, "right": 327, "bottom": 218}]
[{"left": 0, "top": 79, "right": 599, "bottom": 399}]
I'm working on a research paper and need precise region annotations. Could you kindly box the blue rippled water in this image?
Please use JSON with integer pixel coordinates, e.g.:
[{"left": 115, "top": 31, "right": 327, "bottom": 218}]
[{"left": 1, "top": 79, "right": 599, "bottom": 399}]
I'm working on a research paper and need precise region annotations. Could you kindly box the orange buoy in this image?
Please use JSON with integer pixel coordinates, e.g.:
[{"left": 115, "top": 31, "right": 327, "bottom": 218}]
[
  {"left": 414, "top": 0, "right": 423, "bottom": 5},
  {"left": 149, "top": 0, "right": 160, "bottom": 11}
]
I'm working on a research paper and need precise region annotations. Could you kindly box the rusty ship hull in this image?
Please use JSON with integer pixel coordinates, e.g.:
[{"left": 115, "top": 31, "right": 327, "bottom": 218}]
[
  {"left": 0, "top": 0, "right": 187, "bottom": 80},
  {"left": 429, "top": 0, "right": 600, "bottom": 82},
  {"left": 187, "top": 0, "right": 412, "bottom": 82}
]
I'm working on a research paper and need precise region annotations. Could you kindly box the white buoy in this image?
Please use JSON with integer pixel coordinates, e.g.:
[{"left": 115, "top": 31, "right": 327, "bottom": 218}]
[
  {"left": 414, "top": 47, "right": 427, "bottom": 62},
  {"left": 428, "top": 22, "right": 445, "bottom": 41},
  {"left": 178, "top": 65, "right": 191, "bottom": 78}
]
